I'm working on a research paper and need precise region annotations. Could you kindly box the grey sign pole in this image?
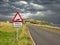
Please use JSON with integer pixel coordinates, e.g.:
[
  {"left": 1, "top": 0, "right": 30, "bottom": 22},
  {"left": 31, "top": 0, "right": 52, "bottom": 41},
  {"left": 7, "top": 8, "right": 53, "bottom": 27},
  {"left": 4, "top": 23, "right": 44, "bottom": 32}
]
[
  {"left": 17, "top": 28, "right": 19, "bottom": 41},
  {"left": 11, "top": 12, "right": 23, "bottom": 45}
]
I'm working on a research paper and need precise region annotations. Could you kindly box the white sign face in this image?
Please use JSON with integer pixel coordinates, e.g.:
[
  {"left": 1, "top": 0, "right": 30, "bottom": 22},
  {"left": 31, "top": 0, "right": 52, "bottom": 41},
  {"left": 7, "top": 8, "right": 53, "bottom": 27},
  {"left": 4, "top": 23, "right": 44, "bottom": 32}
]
[{"left": 13, "top": 22, "right": 22, "bottom": 28}]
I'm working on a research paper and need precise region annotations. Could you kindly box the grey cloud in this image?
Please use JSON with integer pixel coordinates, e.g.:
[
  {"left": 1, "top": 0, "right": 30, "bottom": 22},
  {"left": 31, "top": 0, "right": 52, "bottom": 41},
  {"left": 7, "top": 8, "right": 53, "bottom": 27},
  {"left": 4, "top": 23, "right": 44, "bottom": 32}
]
[
  {"left": 0, "top": 0, "right": 60, "bottom": 23},
  {"left": 33, "top": 0, "right": 60, "bottom": 4},
  {"left": 11, "top": 1, "right": 47, "bottom": 13}
]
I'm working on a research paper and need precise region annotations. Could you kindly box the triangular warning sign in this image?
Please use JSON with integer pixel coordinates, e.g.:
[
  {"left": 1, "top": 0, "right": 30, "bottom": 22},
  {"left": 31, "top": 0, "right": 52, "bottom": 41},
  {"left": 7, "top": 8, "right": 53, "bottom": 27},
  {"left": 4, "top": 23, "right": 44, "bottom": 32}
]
[{"left": 11, "top": 12, "right": 23, "bottom": 22}]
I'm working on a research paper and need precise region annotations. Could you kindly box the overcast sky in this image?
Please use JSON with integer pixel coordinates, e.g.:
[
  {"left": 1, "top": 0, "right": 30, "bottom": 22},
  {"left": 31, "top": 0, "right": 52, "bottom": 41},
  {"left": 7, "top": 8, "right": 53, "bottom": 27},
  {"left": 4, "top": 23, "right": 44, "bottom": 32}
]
[{"left": 0, "top": 0, "right": 60, "bottom": 24}]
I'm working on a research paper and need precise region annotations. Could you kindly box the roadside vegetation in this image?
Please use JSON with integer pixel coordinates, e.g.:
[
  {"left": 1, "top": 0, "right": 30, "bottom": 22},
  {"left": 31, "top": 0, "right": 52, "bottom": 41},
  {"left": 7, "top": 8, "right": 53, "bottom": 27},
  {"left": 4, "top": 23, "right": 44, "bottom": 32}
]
[
  {"left": 31, "top": 24, "right": 60, "bottom": 33},
  {"left": 0, "top": 22, "right": 33, "bottom": 45},
  {"left": 24, "top": 19, "right": 60, "bottom": 33},
  {"left": 24, "top": 19, "right": 53, "bottom": 25}
]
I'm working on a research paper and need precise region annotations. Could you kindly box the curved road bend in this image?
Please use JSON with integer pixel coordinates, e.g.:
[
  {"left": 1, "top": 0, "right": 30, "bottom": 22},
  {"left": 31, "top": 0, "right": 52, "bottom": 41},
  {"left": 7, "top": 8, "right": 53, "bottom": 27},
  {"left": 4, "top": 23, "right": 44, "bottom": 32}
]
[{"left": 27, "top": 25, "right": 60, "bottom": 45}]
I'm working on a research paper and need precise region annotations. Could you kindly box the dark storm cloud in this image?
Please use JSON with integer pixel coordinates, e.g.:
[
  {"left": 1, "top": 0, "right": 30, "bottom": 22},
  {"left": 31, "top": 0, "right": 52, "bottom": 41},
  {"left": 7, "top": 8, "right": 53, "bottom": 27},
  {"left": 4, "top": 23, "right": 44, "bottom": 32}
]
[
  {"left": 0, "top": 0, "right": 60, "bottom": 23},
  {"left": 24, "top": 0, "right": 60, "bottom": 4},
  {"left": 0, "top": 0, "right": 48, "bottom": 16},
  {"left": 28, "top": 0, "right": 60, "bottom": 24}
]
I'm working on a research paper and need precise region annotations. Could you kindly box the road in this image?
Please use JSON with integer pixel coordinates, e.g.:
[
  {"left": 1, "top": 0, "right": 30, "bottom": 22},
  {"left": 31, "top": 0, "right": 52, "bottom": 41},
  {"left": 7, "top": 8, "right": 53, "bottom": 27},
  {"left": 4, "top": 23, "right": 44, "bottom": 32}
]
[{"left": 28, "top": 25, "right": 60, "bottom": 45}]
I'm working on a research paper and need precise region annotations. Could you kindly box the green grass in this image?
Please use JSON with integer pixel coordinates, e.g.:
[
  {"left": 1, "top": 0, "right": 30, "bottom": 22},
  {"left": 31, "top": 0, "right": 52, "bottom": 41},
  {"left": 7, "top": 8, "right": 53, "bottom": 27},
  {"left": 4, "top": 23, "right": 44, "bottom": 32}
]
[
  {"left": 0, "top": 31, "right": 17, "bottom": 45},
  {"left": 18, "top": 25, "right": 33, "bottom": 45},
  {"left": 0, "top": 22, "right": 33, "bottom": 45}
]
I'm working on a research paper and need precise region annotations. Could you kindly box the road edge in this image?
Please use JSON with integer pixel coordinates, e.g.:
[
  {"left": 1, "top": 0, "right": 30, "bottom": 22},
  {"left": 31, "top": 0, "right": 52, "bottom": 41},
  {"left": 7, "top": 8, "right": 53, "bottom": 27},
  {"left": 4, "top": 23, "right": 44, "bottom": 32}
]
[{"left": 26, "top": 27, "right": 36, "bottom": 45}]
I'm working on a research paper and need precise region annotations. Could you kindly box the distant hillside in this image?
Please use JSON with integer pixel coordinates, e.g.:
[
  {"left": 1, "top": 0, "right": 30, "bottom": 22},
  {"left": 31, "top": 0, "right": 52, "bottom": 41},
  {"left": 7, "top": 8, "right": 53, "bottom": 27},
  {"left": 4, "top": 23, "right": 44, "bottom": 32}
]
[{"left": 24, "top": 18, "right": 53, "bottom": 25}]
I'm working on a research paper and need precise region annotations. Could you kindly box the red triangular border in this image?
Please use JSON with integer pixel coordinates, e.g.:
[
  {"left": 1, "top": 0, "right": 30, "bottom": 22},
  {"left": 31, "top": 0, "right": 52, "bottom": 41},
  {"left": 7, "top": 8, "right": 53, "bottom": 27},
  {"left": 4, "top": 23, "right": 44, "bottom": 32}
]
[{"left": 11, "top": 12, "right": 23, "bottom": 22}]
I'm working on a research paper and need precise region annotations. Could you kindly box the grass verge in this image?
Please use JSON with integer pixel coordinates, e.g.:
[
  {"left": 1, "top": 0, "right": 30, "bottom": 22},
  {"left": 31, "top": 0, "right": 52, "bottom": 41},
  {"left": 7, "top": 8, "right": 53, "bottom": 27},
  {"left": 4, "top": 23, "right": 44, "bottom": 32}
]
[
  {"left": 18, "top": 24, "right": 34, "bottom": 45},
  {"left": 0, "top": 22, "right": 33, "bottom": 45}
]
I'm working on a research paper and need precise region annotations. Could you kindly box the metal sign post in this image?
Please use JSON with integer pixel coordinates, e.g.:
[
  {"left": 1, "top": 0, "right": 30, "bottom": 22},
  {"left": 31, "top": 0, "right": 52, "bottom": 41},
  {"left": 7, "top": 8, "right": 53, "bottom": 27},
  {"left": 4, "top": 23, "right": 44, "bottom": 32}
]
[
  {"left": 11, "top": 12, "right": 23, "bottom": 44},
  {"left": 17, "top": 28, "right": 19, "bottom": 41},
  {"left": 13, "top": 22, "right": 22, "bottom": 41}
]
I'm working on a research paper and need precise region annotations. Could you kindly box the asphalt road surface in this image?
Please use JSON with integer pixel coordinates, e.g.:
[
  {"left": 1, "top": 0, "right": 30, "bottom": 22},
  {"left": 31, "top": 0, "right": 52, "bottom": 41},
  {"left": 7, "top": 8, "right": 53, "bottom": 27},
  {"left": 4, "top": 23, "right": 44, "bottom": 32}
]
[{"left": 28, "top": 25, "right": 60, "bottom": 45}]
